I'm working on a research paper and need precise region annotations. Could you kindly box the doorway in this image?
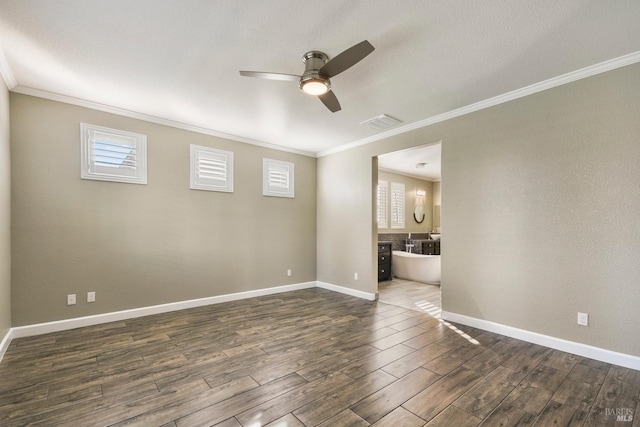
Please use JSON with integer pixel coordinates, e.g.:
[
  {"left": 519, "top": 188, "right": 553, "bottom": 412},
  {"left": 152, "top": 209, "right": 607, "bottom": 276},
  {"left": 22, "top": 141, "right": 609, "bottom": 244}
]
[{"left": 375, "top": 141, "right": 442, "bottom": 317}]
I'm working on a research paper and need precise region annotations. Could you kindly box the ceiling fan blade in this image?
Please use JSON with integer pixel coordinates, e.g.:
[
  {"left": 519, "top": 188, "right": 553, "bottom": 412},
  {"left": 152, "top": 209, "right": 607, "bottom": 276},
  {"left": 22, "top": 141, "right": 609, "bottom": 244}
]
[
  {"left": 239, "top": 71, "right": 300, "bottom": 82},
  {"left": 319, "top": 40, "right": 375, "bottom": 78},
  {"left": 318, "top": 90, "right": 341, "bottom": 112}
]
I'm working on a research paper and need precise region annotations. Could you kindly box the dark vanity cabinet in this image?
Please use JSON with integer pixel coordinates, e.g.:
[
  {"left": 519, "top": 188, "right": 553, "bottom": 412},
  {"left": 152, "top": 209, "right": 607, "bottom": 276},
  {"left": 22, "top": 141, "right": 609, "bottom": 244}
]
[
  {"left": 422, "top": 240, "right": 441, "bottom": 255},
  {"left": 378, "top": 241, "right": 392, "bottom": 282}
]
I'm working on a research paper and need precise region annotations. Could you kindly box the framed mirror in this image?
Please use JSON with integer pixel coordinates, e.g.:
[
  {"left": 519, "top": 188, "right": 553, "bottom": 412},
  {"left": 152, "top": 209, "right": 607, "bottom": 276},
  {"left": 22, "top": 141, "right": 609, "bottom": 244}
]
[{"left": 414, "top": 205, "right": 425, "bottom": 223}]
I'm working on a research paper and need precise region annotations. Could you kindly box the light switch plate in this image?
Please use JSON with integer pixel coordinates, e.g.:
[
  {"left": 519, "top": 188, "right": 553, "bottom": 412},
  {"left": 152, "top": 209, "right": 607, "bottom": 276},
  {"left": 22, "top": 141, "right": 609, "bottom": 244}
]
[{"left": 577, "top": 312, "right": 588, "bottom": 326}]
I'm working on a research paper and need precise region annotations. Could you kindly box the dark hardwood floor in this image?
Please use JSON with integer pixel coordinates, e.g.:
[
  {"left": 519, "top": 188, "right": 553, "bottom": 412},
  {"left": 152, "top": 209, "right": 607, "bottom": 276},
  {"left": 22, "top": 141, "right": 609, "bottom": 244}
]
[{"left": 1, "top": 287, "right": 639, "bottom": 426}]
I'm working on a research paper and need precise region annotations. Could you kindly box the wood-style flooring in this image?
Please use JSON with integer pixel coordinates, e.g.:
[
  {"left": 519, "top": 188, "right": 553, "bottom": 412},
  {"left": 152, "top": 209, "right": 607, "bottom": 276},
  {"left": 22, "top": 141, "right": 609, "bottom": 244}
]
[
  {"left": 378, "top": 279, "right": 441, "bottom": 318},
  {"left": 1, "top": 287, "right": 639, "bottom": 426}
]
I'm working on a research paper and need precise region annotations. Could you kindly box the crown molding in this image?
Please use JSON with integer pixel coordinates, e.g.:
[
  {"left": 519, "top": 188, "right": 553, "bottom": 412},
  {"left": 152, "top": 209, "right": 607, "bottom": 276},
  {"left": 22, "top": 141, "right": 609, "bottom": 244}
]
[
  {"left": 2, "top": 38, "right": 310, "bottom": 156},
  {"left": 6, "top": 50, "right": 640, "bottom": 159},
  {"left": 0, "top": 44, "right": 17, "bottom": 90},
  {"left": 10, "top": 85, "right": 317, "bottom": 158},
  {"left": 318, "top": 50, "right": 640, "bottom": 158}
]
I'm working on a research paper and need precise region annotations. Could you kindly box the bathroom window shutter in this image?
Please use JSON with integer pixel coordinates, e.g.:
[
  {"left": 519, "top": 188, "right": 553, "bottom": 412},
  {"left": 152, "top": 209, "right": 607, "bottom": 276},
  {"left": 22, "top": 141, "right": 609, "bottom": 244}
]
[
  {"left": 190, "top": 145, "right": 234, "bottom": 192},
  {"left": 377, "top": 180, "right": 388, "bottom": 229},
  {"left": 263, "top": 159, "right": 294, "bottom": 198},
  {"left": 391, "top": 182, "right": 405, "bottom": 229},
  {"left": 80, "top": 123, "right": 147, "bottom": 184}
]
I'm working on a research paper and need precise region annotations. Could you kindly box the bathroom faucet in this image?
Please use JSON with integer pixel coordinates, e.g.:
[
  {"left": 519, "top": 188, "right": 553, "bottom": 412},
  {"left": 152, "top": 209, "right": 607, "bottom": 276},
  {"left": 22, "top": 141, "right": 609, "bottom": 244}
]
[{"left": 405, "top": 233, "right": 413, "bottom": 253}]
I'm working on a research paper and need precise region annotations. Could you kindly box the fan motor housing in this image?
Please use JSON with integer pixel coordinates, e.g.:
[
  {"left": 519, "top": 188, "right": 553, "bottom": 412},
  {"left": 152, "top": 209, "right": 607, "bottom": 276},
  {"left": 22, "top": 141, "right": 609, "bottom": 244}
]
[
  {"left": 239, "top": 41, "right": 373, "bottom": 111},
  {"left": 302, "top": 51, "right": 329, "bottom": 70},
  {"left": 300, "top": 51, "right": 331, "bottom": 94}
]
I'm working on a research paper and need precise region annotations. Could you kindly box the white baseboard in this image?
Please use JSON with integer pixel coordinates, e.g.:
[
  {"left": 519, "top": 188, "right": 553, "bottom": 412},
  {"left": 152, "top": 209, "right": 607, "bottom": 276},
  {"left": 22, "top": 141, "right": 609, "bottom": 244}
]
[
  {"left": 316, "top": 281, "right": 377, "bottom": 301},
  {"left": 441, "top": 310, "right": 640, "bottom": 371},
  {"left": 11, "top": 282, "right": 316, "bottom": 339},
  {"left": 0, "top": 327, "right": 12, "bottom": 362},
  {"left": 3, "top": 287, "right": 638, "bottom": 372},
  {"left": 2, "top": 280, "right": 378, "bottom": 364}
]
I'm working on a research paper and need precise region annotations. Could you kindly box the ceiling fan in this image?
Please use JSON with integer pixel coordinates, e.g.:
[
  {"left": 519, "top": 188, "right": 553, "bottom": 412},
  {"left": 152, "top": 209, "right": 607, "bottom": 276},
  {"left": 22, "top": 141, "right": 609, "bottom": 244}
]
[{"left": 239, "top": 40, "right": 375, "bottom": 112}]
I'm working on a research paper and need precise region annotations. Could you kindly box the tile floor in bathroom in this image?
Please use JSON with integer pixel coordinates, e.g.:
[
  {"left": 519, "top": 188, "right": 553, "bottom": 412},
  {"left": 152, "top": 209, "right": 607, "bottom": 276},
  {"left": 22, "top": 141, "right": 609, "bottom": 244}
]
[{"left": 378, "top": 278, "right": 442, "bottom": 318}]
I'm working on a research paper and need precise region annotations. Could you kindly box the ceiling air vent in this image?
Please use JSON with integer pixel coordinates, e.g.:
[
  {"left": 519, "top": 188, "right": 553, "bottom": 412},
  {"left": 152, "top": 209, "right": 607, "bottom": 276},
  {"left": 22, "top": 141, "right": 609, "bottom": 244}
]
[{"left": 360, "top": 114, "right": 403, "bottom": 130}]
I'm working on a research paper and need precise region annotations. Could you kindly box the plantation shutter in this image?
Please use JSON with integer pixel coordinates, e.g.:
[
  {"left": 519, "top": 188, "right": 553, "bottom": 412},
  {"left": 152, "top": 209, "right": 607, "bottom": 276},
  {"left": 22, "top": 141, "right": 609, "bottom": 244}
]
[
  {"left": 81, "top": 123, "right": 147, "bottom": 184},
  {"left": 263, "top": 159, "right": 294, "bottom": 198},
  {"left": 377, "top": 180, "right": 388, "bottom": 229},
  {"left": 190, "top": 145, "right": 234, "bottom": 193},
  {"left": 391, "top": 182, "right": 405, "bottom": 229}
]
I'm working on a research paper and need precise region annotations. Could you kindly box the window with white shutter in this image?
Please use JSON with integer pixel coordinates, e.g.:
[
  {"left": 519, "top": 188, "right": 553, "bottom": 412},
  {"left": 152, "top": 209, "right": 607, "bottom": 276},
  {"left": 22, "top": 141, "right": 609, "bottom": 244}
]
[
  {"left": 263, "top": 158, "right": 294, "bottom": 198},
  {"left": 190, "top": 145, "right": 234, "bottom": 193},
  {"left": 80, "top": 123, "right": 147, "bottom": 184},
  {"left": 377, "top": 180, "right": 388, "bottom": 229},
  {"left": 391, "top": 182, "right": 405, "bottom": 229}
]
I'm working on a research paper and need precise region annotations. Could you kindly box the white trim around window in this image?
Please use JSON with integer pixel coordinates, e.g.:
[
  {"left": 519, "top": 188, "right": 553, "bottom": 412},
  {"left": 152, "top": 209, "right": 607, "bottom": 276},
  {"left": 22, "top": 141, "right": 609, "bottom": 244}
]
[
  {"left": 377, "top": 180, "right": 388, "bottom": 229},
  {"left": 190, "top": 145, "right": 234, "bottom": 193},
  {"left": 80, "top": 123, "right": 147, "bottom": 184},
  {"left": 263, "top": 158, "right": 294, "bottom": 198},
  {"left": 391, "top": 182, "right": 405, "bottom": 229}
]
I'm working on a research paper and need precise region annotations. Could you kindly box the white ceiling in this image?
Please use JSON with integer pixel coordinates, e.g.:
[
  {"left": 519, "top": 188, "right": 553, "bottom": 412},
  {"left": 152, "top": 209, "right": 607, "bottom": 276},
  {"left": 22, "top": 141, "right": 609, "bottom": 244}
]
[
  {"left": 1, "top": 1, "right": 640, "bottom": 157},
  {"left": 379, "top": 143, "right": 441, "bottom": 181}
]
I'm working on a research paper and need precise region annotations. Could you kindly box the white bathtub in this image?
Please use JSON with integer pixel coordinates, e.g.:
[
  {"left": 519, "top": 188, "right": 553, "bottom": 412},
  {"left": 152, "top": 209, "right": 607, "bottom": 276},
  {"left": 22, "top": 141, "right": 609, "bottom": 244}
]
[{"left": 392, "top": 250, "right": 441, "bottom": 285}]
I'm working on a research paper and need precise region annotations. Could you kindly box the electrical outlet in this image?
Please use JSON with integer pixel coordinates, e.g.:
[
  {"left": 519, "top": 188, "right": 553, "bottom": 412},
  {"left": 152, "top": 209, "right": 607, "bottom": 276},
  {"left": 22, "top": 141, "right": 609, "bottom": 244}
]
[
  {"left": 354, "top": 272, "right": 358, "bottom": 280},
  {"left": 577, "top": 312, "right": 589, "bottom": 326},
  {"left": 67, "top": 294, "right": 76, "bottom": 305},
  {"left": 287, "top": 269, "right": 292, "bottom": 277},
  {"left": 87, "top": 291, "right": 96, "bottom": 303}
]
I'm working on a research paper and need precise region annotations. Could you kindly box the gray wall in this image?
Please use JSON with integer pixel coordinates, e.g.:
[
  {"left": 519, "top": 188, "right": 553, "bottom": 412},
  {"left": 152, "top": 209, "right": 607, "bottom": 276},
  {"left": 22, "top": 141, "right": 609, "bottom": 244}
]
[
  {"left": 318, "top": 63, "right": 640, "bottom": 357},
  {"left": 0, "top": 83, "right": 10, "bottom": 337},
  {"left": 433, "top": 181, "right": 441, "bottom": 206},
  {"left": 378, "top": 170, "right": 434, "bottom": 233},
  {"left": 10, "top": 94, "right": 317, "bottom": 326},
  {"left": 317, "top": 152, "right": 377, "bottom": 293}
]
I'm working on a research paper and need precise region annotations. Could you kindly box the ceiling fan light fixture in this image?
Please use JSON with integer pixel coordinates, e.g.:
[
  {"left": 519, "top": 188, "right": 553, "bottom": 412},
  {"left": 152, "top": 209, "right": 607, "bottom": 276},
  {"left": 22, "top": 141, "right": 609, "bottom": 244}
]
[
  {"left": 239, "top": 41, "right": 373, "bottom": 112},
  {"left": 300, "top": 78, "right": 330, "bottom": 96}
]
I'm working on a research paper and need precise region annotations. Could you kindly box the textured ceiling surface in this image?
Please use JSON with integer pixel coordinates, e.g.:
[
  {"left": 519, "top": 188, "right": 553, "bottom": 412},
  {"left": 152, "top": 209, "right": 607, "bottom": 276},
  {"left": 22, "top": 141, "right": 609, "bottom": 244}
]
[
  {"left": 379, "top": 143, "right": 441, "bottom": 181},
  {"left": 1, "top": 1, "right": 640, "bottom": 157}
]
